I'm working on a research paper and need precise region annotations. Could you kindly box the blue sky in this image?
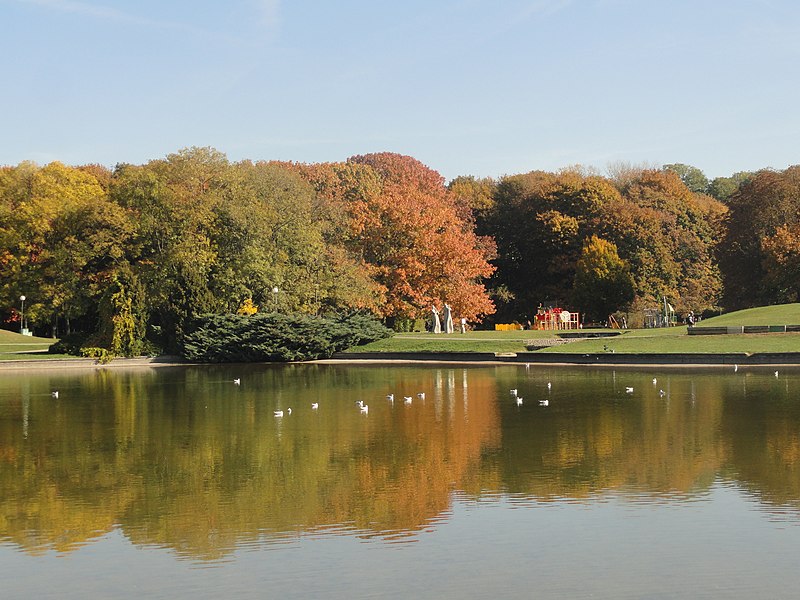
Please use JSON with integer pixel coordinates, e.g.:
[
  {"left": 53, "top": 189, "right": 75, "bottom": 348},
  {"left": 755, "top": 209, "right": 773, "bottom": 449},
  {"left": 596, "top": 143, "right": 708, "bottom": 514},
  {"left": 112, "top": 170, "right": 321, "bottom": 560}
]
[{"left": 2, "top": 0, "right": 798, "bottom": 181}]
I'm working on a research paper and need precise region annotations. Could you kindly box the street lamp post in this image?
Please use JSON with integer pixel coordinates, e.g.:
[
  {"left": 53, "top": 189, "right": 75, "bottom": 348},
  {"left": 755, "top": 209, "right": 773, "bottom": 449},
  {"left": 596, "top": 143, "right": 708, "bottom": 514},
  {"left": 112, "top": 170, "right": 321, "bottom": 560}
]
[{"left": 19, "top": 295, "right": 26, "bottom": 334}]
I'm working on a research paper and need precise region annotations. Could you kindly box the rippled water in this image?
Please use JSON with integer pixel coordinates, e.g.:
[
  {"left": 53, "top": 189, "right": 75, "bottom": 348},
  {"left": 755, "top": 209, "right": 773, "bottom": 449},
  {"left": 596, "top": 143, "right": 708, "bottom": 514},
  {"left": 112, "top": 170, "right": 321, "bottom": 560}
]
[{"left": 1, "top": 363, "right": 800, "bottom": 598}]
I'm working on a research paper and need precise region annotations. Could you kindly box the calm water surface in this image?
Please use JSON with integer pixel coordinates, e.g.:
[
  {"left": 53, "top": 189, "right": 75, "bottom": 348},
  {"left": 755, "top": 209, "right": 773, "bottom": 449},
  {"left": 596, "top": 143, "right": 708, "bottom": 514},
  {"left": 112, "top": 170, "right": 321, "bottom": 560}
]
[{"left": 1, "top": 364, "right": 800, "bottom": 599}]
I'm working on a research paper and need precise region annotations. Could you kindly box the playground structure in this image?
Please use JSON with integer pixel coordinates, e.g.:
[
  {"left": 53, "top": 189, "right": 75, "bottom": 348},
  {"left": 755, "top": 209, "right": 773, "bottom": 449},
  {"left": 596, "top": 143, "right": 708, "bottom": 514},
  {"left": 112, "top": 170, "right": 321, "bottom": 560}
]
[
  {"left": 643, "top": 298, "right": 677, "bottom": 328},
  {"left": 533, "top": 305, "right": 581, "bottom": 331}
]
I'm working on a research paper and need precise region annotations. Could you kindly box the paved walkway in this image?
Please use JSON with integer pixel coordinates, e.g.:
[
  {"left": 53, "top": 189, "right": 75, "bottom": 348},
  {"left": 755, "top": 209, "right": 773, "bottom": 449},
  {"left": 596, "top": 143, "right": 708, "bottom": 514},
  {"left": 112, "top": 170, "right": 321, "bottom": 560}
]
[{"left": 0, "top": 356, "right": 190, "bottom": 371}]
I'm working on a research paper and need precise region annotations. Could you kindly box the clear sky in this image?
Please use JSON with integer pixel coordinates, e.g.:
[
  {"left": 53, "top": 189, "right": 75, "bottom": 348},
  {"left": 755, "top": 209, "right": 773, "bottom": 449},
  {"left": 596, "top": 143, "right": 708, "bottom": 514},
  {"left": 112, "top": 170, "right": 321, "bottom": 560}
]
[{"left": 2, "top": 0, "right": 798, "bottom": 181}]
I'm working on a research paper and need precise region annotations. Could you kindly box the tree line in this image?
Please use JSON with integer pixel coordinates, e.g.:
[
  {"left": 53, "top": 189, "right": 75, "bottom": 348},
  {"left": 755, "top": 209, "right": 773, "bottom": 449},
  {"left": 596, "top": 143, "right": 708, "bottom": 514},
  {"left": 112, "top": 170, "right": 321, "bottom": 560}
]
[{"left": 1, "top": 148, "right": 797, "bottom": 353}]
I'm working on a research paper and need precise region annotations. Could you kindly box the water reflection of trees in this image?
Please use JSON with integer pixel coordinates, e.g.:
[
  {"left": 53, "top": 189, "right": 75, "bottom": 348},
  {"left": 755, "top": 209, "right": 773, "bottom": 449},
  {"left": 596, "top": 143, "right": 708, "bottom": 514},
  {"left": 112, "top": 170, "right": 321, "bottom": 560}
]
[
  {"left": 0, "top": 366, "right": 500, "bottom": 559},
  {"left": 720, "top": 372, "right": 800, "bottom": 511},
  {"left": 494, "top": 371, "right": 727, "bottom": 500},
  {"left": 2, "top": 366, "right": 800, "bottom": 559}
]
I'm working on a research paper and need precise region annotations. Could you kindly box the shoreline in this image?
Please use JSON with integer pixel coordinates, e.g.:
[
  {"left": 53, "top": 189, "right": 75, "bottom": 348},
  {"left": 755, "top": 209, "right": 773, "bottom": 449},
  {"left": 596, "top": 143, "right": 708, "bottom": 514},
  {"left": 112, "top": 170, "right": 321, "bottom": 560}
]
[
  {"left": 319, "top": 351, "right": 800, "bottom": 370},
  {"left": 3, "top": 351, "right": 800, "bottom": 371}
]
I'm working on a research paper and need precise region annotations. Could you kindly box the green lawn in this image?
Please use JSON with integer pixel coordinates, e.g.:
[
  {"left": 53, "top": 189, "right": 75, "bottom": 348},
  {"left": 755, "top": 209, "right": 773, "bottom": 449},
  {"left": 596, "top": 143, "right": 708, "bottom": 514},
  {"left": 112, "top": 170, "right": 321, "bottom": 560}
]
[
  {"left": 0, "top": 329, "right": 57, "bottom": 358},
  {"left": 353, "top": 304, "right": 800, "bottom": 355},
  {"left": 699, "top": 303, "right": 800, "bottom": 326}
]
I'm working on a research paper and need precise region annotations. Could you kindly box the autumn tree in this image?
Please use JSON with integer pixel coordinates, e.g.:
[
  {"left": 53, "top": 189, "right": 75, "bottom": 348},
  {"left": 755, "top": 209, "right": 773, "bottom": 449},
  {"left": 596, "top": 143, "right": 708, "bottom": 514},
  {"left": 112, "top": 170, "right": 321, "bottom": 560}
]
[
  {"left": 292, "top": 153, "right": 495, "bottom": 323},
  {"left": 0, "top": 161, "right": 133, "bottom": 336},
  {"left": 448, "top": 175, "right": 496, "bottom": 224},
  {"left": 761, "top": 224, "right": 800, "bottom": 303},
  {"left": 601, "top": 169, "right": 725, "bottom": 314},
  {"left": 484, "top": 170, "right": 621, "bottom": 319},
  {"left": 720, "top": 166, "right": 800, "bottom": 309},
  {"left": 481, "top": 167, "right": 724, "bottom": 321}
]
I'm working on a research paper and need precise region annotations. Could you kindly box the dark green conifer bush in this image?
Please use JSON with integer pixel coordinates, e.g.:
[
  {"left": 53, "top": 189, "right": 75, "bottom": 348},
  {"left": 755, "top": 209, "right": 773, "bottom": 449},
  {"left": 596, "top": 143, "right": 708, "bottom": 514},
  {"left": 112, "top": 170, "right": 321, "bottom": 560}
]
[{"left": 182, "top": 312, "right": 392, "bottom": 362}]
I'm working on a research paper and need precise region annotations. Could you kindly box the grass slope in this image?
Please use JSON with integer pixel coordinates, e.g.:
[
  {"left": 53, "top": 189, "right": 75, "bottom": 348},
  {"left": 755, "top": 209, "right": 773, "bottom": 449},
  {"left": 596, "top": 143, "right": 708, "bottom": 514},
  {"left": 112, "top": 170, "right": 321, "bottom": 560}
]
[
  {"left": 699, "top": 303, "right": 800, "bottom": 326},
  {"left": 542, "top": 329, "right": 800, "bottom": 354},
  {"left": 354, "top": 305, "right": 800, "bottom": 355},
  {"left": 0, "top": 328, "right": 56, "bottom": 358}
]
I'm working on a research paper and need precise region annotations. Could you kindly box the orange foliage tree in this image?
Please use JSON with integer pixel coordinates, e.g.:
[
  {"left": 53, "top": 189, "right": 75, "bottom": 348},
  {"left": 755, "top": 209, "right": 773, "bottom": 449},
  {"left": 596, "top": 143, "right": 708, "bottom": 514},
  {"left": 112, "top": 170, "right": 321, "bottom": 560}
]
[
  {"left": 720, "top": 166, "right": 800, "bottom": 309},
  {"left": 291, "top": 153, "right": 495, "bottom": 322},
  {"left": 761, "top": 224, "right": 800, "bottom": 303}
]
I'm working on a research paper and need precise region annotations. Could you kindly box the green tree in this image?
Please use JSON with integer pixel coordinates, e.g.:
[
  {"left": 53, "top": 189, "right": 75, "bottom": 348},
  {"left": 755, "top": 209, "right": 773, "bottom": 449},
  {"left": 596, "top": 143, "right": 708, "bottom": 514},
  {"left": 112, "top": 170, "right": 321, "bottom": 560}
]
[
  {"left": 572, "top": 236, "right": 635, "bottom": 322},
  {"left": 110, "top": 148, "right": 228, "bottom": 350},
  {"left": 663, "top": 163, "right": 709, "bottom": 194},
  {"left": 97, "top": 266, "right": 147, "bottom": 357},
  {"left": 217, "top": 161, "right": 381, "bottom": 315},
  {"left": 707, "top": 171, "right": 752, "bottom": 202}
]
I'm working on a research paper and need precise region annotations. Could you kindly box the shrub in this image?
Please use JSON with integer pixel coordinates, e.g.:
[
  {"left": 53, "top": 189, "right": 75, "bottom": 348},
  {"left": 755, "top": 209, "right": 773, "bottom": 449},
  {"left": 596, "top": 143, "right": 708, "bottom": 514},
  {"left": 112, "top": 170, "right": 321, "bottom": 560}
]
[
  {"left": 48, "top": 333, "right": 91, "bottom": 355},
  {"left": 80, "top": 347, "right": 114, "bottom": 364},
  {"left": 182, "top": 312, "right": 392, "bottom": 363}
]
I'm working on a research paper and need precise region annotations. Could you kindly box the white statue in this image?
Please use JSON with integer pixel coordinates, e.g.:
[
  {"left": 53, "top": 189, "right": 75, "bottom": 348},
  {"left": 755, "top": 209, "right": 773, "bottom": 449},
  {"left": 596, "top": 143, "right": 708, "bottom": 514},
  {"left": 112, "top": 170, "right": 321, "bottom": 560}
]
[
  {"left": 431, "top": 305, "right": 441, "bottom": 334},
  {"left": 444, "top": 303, "right": 454, "bottom": 334}
]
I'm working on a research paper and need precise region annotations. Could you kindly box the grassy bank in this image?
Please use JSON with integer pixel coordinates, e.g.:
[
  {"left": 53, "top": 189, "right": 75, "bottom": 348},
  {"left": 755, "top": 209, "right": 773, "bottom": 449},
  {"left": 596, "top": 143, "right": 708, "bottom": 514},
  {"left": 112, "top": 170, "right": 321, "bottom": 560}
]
[
  {"left": 698, "top": 304, "right": 800, "bottom": 327},
  {"left": 352, "top": 304, "right": 800, "bottom": 355},
  {"left": 541, "top": 327, "right": 800, "bottom": 354},
  {"left": 0, "top": 329, "right": 62, "bottom": 359}
]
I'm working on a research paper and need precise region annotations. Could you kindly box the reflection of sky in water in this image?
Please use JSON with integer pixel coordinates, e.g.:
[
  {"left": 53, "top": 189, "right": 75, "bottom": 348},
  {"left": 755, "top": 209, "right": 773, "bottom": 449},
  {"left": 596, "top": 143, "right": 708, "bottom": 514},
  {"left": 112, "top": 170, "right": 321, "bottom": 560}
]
[
  {"left": 3, "top": 482, "right": 800, "bottom": 599},
  {"left": 2, "top": 365, "right": 800, "bottom": 598}
]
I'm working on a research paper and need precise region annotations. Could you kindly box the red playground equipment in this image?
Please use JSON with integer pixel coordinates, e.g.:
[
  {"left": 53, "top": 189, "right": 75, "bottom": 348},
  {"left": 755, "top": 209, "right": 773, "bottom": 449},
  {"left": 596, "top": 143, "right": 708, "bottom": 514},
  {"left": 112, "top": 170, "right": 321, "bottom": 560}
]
[{"left": 533, "top": 305, "right": 581, "bottom": 330}]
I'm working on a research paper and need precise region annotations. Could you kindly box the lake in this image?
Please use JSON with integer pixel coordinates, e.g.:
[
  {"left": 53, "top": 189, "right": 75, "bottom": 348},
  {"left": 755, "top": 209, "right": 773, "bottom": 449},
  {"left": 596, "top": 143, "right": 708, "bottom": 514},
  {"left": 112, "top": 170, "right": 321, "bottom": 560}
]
[{"left": 1, "top": 363, "right": 800, "bottom": 599}]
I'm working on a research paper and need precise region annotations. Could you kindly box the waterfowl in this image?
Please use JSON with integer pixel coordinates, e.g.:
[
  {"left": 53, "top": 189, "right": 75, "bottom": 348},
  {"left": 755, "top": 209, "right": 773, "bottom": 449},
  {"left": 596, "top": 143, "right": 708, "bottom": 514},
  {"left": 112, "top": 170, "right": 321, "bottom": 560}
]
[
  {"left": 539, "top": 399, "right": 549, "bottom": 406},
  {"left": 625, "top": 387, "right": 634, "bottom": 393},
  {"left": 516, "top": 397, "right": 523, "bottom": 406},
  {"left": 510, "top": 388, "right": 518, "bottom": 396},
  {"left": 51, "top": 391, "right": 59, "bottom": 399},
  {"left": 233, "top": 378, "right": 241, "bottom": 385},
  {"left": 404, "top": 397, "right": 413, "bottom": 405},
  {"left": 311, "top": 403, "right": 319, "bottom": 410}
]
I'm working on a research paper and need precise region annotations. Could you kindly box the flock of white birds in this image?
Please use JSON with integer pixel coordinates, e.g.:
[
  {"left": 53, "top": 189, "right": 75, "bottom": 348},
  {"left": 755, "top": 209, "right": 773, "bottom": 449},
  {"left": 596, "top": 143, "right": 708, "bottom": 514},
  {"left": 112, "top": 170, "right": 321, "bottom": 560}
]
[{"left": 46, "top": 364, "right": 777, "bottom": 417}]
